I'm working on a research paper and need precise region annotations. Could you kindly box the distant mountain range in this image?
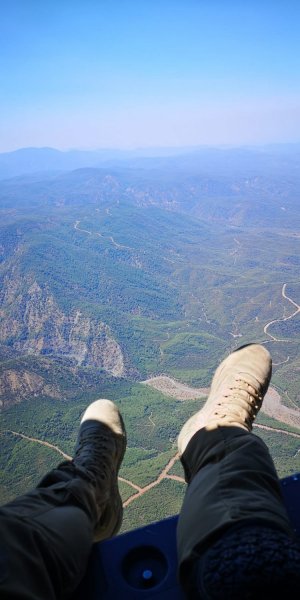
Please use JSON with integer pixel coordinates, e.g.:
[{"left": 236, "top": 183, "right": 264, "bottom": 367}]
[{"left": 0, "top": 143, "right": 300, "bottom": 180}]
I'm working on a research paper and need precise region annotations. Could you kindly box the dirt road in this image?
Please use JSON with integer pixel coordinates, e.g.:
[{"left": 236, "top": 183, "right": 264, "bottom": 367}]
[
  {"left": 264, "top": 283, "right": 300, "bottom": 341},
  {"left": 3, "top": 411, "right": 299, "bottom": 509},
  {"left": 3, "top": 430, "right": 71, "bottom": 460},
  {"left": 74, "top": 219, "right": 132, "bottom": 250}
]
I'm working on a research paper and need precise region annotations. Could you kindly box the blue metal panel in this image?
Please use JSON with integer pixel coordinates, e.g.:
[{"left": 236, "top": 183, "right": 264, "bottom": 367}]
[
  {"left": 280, "top": 473, "right": 300, "bottom": 536},
  {"left": 73, "top": 472, "right": 300, "bottom": 599}
]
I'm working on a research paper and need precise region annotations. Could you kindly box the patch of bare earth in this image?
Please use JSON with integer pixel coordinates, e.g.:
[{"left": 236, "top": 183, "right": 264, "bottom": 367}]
[
  {"left": 262, "top": 387, "right": 300, "bottom": 429},
  {"left": 142, "top": 376, "right": 208, "bottom": 400},
  {"left": 143, "top": 376, "right": 300, "bottom": 430}
]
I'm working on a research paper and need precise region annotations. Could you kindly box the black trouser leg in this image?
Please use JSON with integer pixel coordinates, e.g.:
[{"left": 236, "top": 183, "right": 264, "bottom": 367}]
[
  {"left": 177, "top": 427, "right": 298, "bottom": 598},
  {"left": 0, "top": 462, "right": 97, "bottom": 600}
]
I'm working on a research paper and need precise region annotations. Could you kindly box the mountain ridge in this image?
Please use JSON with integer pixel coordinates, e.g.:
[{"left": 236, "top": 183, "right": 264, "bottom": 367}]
[{"left": 1, "top": 143, "right": 300, "bottom": 181}]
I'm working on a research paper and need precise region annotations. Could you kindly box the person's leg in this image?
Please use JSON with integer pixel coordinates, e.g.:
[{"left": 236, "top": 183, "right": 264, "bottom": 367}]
[
  {"left": 177, "top": 344, "right": 300, "bottom": 598},
  {"left": 0, "top": 399, "right": 126, "bottom": 600}
]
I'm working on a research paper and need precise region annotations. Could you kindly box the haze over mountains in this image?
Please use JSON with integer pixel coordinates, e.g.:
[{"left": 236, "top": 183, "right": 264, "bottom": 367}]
[
  {"left": 1, "top": 144, "right": 299, "bottom": 519},
  {"left": 1, "top": 143, "right": 300, "bottom": 180}
]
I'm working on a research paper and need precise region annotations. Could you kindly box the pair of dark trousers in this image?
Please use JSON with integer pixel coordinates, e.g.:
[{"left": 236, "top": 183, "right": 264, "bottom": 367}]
[
  {"left": 1, "top": 427, "right": 299, "bottom": 599},
  {"left": 0, "top": 462, "right": 97, "bottom": 599},
  {"left": 177, "top": 426, "right": 300, "bottom": 598}
]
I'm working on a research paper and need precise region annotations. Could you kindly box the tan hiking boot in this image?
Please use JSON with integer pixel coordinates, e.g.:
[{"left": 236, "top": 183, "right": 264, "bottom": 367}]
[
  {"left": 178, "top": 344, "right": 272, "bottom": 455},
  {"left": 73, "top": 399, "right": 126, "bottom": 541}
]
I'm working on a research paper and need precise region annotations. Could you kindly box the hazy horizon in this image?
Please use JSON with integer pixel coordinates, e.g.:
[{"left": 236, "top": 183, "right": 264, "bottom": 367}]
[
  {"left": 2, "top": 140, "right": 300, "bottom": 156},
  {"left": 1, "top": 1, "right": 300, "bottom": 152}
]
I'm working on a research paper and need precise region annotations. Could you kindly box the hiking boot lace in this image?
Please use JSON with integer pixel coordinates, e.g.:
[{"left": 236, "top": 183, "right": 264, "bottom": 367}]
[
  {"left": 74, "top": 428, "right": 116, "bottom": 484},
  {"left": 213, "top": 376, "right": 263, "bottom": 428}
]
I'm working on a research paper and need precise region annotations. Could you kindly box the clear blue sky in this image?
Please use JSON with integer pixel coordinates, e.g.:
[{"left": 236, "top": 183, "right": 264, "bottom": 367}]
[{"left": 1, "top": 0, "right": 300, "bottom": 151}]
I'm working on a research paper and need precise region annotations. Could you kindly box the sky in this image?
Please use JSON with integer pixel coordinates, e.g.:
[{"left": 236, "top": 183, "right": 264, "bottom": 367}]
[{"left": 1, "top": 0, "right": 300, "bottom": 152}]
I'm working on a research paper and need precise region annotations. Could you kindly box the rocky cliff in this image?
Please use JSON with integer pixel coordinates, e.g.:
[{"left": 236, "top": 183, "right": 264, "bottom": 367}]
[
  {"left": 0, "top": 367, "right": 61, "bottom": 408},
  {"left": 0, "top": 277, "right": 125, "bottom": 378}
]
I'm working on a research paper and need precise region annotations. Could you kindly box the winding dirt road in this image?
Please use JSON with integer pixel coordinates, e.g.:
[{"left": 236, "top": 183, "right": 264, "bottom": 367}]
[
  {"left": 3, "top": 430, "right": 71, "bottom": 460},
  {"left": 74, "top": 220, "right": 132, "bottom": 250},
  {"left": 122, "top": 453, "right": 184, "bottom": 508},
  {"left": 3, "top": 413, "right": 299, "bottom": 509},
  {"left": 2, "top": 430, "right": 185, "bottom": 504},
  {"left": 264, "top": 283, "right": 300, "bottom": 341}
]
